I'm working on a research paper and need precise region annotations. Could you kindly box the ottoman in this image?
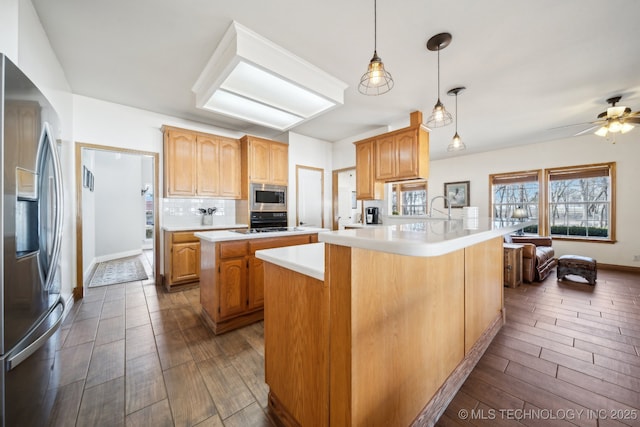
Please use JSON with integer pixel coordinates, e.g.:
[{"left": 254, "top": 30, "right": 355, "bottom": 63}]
[{"left": 557, "top": 255, "right": 597, "bottom": 285}]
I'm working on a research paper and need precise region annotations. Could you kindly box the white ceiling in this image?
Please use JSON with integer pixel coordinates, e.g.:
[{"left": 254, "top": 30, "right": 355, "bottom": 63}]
[{"left": 32, "top": 0, "right": 640, "bottom": 159}]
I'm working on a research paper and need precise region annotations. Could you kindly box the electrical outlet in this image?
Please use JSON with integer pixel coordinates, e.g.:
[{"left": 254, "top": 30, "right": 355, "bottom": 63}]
[{"left": 634, "top": 255, "right": 640, "bottom": 262}]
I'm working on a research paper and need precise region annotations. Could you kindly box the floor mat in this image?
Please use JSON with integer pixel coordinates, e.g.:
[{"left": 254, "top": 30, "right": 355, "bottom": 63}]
[{"left": 88, "top": 256, "right": 148, "bottom": 287}]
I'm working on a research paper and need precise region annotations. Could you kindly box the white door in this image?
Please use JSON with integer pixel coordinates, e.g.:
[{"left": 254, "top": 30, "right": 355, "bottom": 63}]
[{"left": 296, "top": 166, "right": 323, "bottom": 227}]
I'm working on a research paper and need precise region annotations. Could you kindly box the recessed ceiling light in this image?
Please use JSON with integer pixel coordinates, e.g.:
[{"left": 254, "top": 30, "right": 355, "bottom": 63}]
[{"left": 193, "top": 21, "right": 348, "bottom": 132}]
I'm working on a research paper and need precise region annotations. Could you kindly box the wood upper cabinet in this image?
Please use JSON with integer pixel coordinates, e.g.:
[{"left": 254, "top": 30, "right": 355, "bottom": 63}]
[
  {"left": 375, "top": 127, "right": 428, "bottom": 182},
  {"left": 219, "top": 138, "right": 242, "bottom": 197},
  {"left": 196, "top": 135, "right": 220, "bottom": 196},
  {"left": 164, "top": 128, "right": 197, "bottom": 196},
  {"left": 163, "top": 125, "right": 241, "bottom": 198},
  {"left": 355, "top": 140, "right": 384, "bottom": 200},
  {"left": 242, "top": 135, "right": 288, "bottom": 185},
  {"left": 354, "top": 111, "right": 429, "bottom": 199}
]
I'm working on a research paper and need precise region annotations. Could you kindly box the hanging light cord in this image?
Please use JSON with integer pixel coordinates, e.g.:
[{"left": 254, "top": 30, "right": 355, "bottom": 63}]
[
  {"left": 436, "top": 46, "right": 441, "bottom": 98},
  {"left": 455, "top": 92, "right": 458, "bottom": 132},
  {"left": 373, "top": 0, "right": 378, "bottom": 53}
]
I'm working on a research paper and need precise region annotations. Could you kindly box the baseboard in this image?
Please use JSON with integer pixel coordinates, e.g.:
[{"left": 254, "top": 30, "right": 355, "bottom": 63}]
[
  {"left": 83, "top": 259, "right": 97, "bottom": 285},
  {"left": 598, "top": 263, "right": 640, "bottom": 273},
  {"left": 94, "top": 249, "right": 143, "bottom": 264}
]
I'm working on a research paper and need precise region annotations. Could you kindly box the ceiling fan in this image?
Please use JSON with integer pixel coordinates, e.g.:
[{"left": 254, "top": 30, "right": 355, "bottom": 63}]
[{"left": 574, "top": 96, "right": 640, "bottom": 139}]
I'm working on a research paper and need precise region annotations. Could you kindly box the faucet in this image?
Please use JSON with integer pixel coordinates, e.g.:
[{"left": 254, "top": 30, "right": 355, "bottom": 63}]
[{"left": 429, "top": 195, "right": 452, "bottom": 220}]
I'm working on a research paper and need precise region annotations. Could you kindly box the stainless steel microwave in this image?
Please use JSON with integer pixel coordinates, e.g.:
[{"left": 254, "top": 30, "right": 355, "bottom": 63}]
[{"left": 250, "top": 183, "right": 287, "bottom": 212}]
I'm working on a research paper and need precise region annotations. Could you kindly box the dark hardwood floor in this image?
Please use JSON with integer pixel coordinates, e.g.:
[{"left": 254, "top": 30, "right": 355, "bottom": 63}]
[
  {"left": 46, "top": 265, "right": 640, "bottom": 426},
  {"left": 438, "top": 268, "right": 640, "bottom": 427}
]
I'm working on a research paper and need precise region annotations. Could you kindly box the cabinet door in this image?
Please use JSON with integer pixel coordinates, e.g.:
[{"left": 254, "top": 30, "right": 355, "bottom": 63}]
[
  {"left": 395, "top": 130, "right": 418, "bottom": 179},
  {"left": 219, "top": 258, "right": 247, "bottom": 319},
  {"left": 166, "top": 129, "right": 197, "bottom": 196},
  {"left": 219, "top": 138, "right": 241, "bottom": 198},
  {"left": 355, "top": 141, "right": 382, "bottom": 200},
  {"left": 270, "top": 142, "right": 289, "bottom": 185},
  {"left": 247, "top": 256, "right": 265, "bottom": 311},
  {"left": 171, "top": 242, "right": 200, "bottom": 283},
  {"left": 196, "top": 135, "right": 220, "bottom": 196},
  {"left": 249, "top": 139, "right": 271, "bottom": 183},
  {"left": 375, "top": 135, "right": 396, "bottom": 180}
]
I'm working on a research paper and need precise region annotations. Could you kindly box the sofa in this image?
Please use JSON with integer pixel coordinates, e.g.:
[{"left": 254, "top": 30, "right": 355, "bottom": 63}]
[{"left": 505, "top": 235, "right": 556, "bottom": 283}]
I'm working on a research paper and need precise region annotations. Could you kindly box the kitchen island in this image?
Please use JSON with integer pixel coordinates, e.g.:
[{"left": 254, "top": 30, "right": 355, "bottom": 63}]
[
  {"left": 195, "top": 227, "right": 326, "bottom": 334},
  {"left": 255, "top": 218, "right": 533, "bottom": 427}
]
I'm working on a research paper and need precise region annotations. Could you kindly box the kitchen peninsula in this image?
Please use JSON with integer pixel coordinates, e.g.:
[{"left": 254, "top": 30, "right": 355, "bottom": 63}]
[
  {"left": 256, "top": 218, "right": 534, "bottom": 426},
  {"left": 195, "top": 227, "right": 326, "bottom": 334}
]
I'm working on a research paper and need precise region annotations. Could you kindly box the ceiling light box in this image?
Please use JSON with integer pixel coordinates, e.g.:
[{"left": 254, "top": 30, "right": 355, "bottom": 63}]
[{"left": 193, "top": 21, "right": 348, "bottom": 131}]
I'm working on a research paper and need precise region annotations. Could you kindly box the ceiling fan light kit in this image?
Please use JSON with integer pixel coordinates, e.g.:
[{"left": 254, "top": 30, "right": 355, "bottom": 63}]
[
  {"left": 584, "top": 95, "right": 639, "bottom": 141},
  {"left": 359, "top": 0, "right": 394, "bottom": 95},
  {"left": 426, "top": 32, "right": 453, "bottom": 128},
  {"left": 447, "top": 86, "right": 466, "bottom": 152}
]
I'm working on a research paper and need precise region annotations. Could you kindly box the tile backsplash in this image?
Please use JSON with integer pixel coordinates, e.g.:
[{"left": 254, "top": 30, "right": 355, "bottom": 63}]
[{"left": 162, "top": 198, "right": 240, "bottom": 227}]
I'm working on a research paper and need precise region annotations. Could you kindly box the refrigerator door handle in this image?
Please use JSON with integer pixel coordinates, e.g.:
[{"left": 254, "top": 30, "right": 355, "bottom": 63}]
[
  {"left": 6, "top": 299, "right": 65, "bottom": 371},
  {"left": 39, "top": 122, "right": 64, "bottom": 291}
]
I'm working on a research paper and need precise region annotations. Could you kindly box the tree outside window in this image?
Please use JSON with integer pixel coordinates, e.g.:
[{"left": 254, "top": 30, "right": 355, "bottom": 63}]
[
  {"left": 391, "top": 180, "right": 427, "bottom": 215},
  {"left": 490, "top": 170, "right": 541, "bottom": 234},
  {"left": 546, "top": 163, "right": 615, "bottom": 241}
]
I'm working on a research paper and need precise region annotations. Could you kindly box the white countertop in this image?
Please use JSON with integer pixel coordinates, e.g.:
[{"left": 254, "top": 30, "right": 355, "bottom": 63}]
[
  {"left": 195, "top": 227, "right": 328, "bottom": 243},
  {"left": 319, "top": 218, "right": 535, "bottom": 257},
  {"left": 255, "top": 243, "right": 324, "bottom": 281},
  {"left": 162, "top": 223, "right": 248, "bottom": 232}
]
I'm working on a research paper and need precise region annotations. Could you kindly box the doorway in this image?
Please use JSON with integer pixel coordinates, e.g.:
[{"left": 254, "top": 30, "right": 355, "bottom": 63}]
[
  {"left": 296, "top": 165, "right": 324, "bottom": 227},
  {"left": 332, "top": 167, "right": 360, "bottom": 230},
  {"left": 75, "top": 143, "right": 159, "bottom": 300}
]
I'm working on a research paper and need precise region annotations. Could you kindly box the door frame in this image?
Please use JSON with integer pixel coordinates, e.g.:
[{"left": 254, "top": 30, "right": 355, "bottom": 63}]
[
  {"left": 74, "top": 142, "right": 160, "bottom": 300},
  {"left": 331, "top": 167, "right": 356, "bottom": 231},
  {"left": 295, "top": 165, "right": 324, "bottom": 228}
]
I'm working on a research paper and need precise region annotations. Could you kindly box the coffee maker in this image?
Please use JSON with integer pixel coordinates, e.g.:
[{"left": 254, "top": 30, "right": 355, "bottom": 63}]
[{"left": 366, "top": 207, "right": 379, "bottom": 224}]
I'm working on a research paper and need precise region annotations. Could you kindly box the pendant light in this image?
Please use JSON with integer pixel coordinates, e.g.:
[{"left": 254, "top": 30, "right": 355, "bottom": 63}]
[
  {"left": 447, "top": 86, "right": 466, "bottom": 152},
  {"left": 426, "top": 33, "right": 453, "bottom": 127},
  {"left": 358, "top": 0, "right": 394, "bottom": 95}
]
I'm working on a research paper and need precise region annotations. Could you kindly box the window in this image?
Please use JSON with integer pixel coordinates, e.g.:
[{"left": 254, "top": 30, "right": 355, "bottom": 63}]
[
  {"left": 546, "top": 163, "right": 615, "bottom": 242},
  {"left": 390, "top": 180, "right": 427, "bottom": 215},
  {"left": 490, "top": 170, "right": 541, "bottom": 234}
]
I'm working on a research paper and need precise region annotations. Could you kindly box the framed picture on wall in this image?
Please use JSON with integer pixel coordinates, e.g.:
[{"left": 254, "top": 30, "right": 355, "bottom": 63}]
[
  {"left": 444, "top": 181, "right": 470, "bottom": 208},
  {"left": 82, "top": 166, "right": 90, "bottom": 188}
]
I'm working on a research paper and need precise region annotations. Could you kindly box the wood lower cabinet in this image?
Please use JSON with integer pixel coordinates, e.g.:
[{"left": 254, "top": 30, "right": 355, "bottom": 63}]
[
  {"left": 164, "top": 228, "right": 242, "bottom": 292},
  {"left": 200, "top": 234, "right": 316, "bottom": 334}
]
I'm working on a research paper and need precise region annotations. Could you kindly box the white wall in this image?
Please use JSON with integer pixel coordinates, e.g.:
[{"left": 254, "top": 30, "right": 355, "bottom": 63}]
[
  {"left": 81, "top": 150, "right": 96, "bottom": 281},
  {"left": 428, "top": 132, "right": 640, "bottom": 267},
  {"left": 287, "top": 132, "right": 333, "bottom": 228},
  {"left": 93, "top": 151, "right": 143, "bottom": 259}
]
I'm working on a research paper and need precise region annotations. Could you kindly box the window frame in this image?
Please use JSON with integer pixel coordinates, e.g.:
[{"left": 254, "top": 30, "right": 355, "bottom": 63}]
[
  {"left": 389, "top": 180, "right": 428, "bottom": 216},
  {"left": 544, "top": 162, "right": 616, "bottom": 243},
  {"left": 489, "top": 169, "right": 543, "bottom": 233}
]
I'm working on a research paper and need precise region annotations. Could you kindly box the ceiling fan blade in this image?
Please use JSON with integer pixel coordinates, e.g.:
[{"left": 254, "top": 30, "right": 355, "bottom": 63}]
[
  {"left": 548, "top": 121, "right": 597, "bottom": 130},
  {"left": 626, "top": 117, "right": 640, "bottom": 124},
  {"left": 574, "top": 125, "right": 600, "bottom": 136}
]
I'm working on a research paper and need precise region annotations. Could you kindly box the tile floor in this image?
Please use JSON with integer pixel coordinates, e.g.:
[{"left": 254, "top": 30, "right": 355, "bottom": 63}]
[{"left": 42, "top": 261, "right": 640, "bottom": 426}]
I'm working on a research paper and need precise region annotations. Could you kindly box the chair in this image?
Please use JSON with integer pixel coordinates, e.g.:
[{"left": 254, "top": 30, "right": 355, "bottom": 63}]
[{"left": 504, "top": 235, "right": 556, "bottom": 283}]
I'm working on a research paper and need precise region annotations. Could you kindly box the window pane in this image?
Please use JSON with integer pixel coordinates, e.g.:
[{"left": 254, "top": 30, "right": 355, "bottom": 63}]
[{"left": 548, "top": 171, "right": 610, "bottom": 239}]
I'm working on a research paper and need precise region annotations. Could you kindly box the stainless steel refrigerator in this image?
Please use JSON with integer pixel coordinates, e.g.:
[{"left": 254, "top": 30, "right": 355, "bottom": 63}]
[{"left": 0, "top": 54, "right": 65, "bottom": 425}]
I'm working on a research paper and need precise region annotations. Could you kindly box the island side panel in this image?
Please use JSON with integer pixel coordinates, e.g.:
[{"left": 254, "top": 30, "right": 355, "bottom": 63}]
[
  {"left": 327, "top": 244, "right": 353, "bottom": 427},
  {"left": 264, "top": 262, "right": 330, "bottom": 426},
  {"left": 349, "top": 247, "right": 466, "bottom": 427},
  {"left": 199, "top": 240, "right": 218, "bottom": 324},
  {"left": 464, "top": 236, "right": 504, "bottom": 354}
]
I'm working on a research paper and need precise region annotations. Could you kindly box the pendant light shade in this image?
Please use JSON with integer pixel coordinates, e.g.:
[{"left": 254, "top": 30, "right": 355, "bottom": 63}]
[
  {"left": 359, "top": 0, "right": 393, "bottom": 95},
  {"left": 447, "top": 86, "right": 466, "bottom": 152},
  {"left": 426, "top": 33, "right": 453, "bottom": 127}
]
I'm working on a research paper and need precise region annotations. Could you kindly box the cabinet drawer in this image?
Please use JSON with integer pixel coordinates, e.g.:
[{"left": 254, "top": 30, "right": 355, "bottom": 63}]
[
  {"left": 171, "top": 231, "right": 198, "bottom": 243},
  {"left": 249, "top": 235, "right": 312, "bottom": 253},
  {"left": 220, "top": 241, "right": 248, "bottom": 258}
]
